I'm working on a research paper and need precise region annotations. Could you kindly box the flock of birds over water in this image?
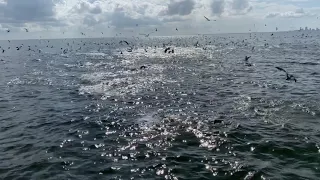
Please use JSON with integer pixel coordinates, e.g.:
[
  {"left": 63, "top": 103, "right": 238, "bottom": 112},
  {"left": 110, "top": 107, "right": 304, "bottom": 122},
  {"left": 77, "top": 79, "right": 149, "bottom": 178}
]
[{"left": 2, "top": 15, "right": 318, "bottom": 83}]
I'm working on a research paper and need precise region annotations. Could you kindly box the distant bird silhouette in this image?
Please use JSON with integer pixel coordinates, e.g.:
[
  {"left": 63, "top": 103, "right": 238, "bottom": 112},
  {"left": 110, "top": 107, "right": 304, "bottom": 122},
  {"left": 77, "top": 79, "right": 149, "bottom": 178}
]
[
  {"left": 204, "top": 16, "right": 216, "bottom": 21},
  {"left": 275, "top": 67, "right": 297, "bottom": 82},
  {"left": 6, "top": 29, "right": 10, "bottom": 33},
  {"left": 139, "top": 32, "right": 153, "bottom": 37},
  {"left": 164, "top": 47, "right": 174, "bottom": 54},
  {"left": 164, "top": 47, "right": 171, "bottom": 53},
  {"left": 119, "top": 40, "right": 129, "bottom": 45},
  {"left": 244, "top": 56, "right": 252, "bottom": 66},
  {"left": 24, "top": 28, "right": 29, "bottom": 32},
  {"left": 176, "top": 28, "right": 178, "bottom": 31},
  {"left": 140, "top": 65, "right": 147, "bottom": 69},
  {"left": 16, "top": 46, "right": 22, "bottom": 50}
]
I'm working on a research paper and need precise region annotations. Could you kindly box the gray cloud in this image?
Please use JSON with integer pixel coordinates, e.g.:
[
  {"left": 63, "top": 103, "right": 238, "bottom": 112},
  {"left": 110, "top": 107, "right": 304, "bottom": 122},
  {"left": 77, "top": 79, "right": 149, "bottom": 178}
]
[
  {"left": 162, "top": 0, "right": 195, "bottom": 16},
  {"left": 232, "top": 0, "right": 249, "bottom": 11},
  {"left": 0, "top": 0, "right": 56, "bottom": 23},
  {"left": 109, "top": 8, "right": 160, "bottom": 28},
  {"left": 231, "top": 0, "right": 252, "bottom": 14},
  {"left": 211, "top": 0, "right": 225, "bottom": 16}
]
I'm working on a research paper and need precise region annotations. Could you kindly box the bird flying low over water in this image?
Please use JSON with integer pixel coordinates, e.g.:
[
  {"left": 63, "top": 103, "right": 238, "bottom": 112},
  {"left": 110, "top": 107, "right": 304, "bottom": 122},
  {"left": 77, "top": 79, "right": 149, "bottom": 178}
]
[
  {"left": 119, "top": 40, "right": 129, "bottom": 45},
  {"left": 275, "top": 67, "right": 297, "bottom": 82}
]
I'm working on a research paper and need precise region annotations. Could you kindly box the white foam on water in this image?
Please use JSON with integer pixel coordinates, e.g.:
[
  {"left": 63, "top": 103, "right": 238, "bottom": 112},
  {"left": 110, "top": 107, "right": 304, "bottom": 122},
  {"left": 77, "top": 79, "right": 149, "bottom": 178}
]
[
  {"left": 76, "top": 52, "right": 106, "bottom": 56},
  {"left": 79, "top": 74, "right": 165, "bottom": 97}
]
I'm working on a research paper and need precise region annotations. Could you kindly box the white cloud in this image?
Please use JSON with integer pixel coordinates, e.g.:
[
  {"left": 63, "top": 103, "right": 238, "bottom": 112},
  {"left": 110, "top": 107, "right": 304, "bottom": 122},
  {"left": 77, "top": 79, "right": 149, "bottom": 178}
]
[{"left": 266, "top": 8, "right": 315, "bottom": 18}]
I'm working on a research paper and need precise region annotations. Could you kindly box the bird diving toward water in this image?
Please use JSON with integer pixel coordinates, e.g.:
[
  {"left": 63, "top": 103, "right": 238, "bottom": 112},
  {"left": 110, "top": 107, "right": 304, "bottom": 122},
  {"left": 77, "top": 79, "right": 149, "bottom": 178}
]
[{"left": 275, "top": 67, "right": 297, "bottom": 82}]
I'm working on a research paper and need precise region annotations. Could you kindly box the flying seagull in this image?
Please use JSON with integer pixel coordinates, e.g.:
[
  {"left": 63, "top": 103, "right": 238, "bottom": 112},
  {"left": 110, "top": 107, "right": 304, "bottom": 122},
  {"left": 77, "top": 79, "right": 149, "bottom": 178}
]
[
  {"left": 245, "top": 56, "right": 251, "bottom": 62},
  {"left": 275, "top": 67, "right": 297, "bottom": 82},
  {"left": 139, "top": 32, "right": 154, "bottom": 37},
  {"left": 204, "top": 16, "right": 210, "bottom": 21},
  {"left": 119, "top": 40, "right": 129, "bottom": 45},
  {"left": 204, "top": 16, "right": 216, "bottom": 21}
]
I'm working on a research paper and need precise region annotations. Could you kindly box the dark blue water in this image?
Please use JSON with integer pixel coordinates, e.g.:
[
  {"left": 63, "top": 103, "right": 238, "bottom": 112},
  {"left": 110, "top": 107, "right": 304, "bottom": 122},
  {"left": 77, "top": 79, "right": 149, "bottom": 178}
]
[{"left": 1, "top": 32, "right": 320, "bottom": 180}]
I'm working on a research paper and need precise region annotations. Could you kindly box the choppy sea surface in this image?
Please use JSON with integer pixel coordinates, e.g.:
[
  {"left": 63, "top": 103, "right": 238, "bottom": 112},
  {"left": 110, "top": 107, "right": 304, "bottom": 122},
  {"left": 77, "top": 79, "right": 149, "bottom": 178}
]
[{"left": 1, "top": 31, "right": 320, "bottom": 180}]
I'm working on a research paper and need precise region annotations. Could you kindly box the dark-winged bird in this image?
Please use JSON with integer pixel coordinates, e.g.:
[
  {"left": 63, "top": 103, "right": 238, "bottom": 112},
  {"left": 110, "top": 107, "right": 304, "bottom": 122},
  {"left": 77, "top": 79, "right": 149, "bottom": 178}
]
[
  {"left": 204, "top": 16, "right": 210, "bottom": 21},
  {"left": 275, "top": 67, "right": 297, "bottom": 82},
  {"left": 244, "top": 56, "right": 253, "bottom": 66}
]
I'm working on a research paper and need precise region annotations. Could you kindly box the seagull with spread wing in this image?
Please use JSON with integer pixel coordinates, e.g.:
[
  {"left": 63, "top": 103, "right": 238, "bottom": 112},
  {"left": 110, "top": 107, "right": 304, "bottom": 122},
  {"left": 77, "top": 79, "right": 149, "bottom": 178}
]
[
  {"left": 139, "top": 32, "right": 154, "bottom": 37},
  {"left": 204, "top": 16, "right": 216, "bottom": 21},
  {"left": 275, "top": 67, "right": 297, "bottom": 82}
]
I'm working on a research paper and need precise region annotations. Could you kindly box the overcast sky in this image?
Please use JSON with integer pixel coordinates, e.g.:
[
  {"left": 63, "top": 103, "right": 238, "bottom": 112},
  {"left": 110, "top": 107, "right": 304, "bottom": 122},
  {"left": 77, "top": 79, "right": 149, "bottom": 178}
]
[{"left": 0, "top": 0, "right": 319, "bottom": 39}]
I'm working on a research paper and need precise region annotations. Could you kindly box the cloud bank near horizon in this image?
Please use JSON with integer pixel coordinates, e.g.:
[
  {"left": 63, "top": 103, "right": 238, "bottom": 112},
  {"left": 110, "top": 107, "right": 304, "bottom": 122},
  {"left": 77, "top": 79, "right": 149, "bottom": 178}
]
[{"left": 0, "top": 0, "right": 319, "bottom": 39}]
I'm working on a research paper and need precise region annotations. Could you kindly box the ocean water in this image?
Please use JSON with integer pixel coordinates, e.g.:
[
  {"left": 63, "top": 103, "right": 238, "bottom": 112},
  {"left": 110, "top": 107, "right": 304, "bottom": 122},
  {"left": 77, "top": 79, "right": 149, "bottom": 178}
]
[{"left": 1, "top": 31, "right": 320, "bottom": 180}]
